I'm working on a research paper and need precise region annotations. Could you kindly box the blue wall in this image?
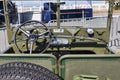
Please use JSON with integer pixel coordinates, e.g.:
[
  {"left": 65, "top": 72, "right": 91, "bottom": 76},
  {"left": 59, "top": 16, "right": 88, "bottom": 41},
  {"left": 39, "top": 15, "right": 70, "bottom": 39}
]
[{"left": 42, "top": 2, "right": 93, "bottom": 23}]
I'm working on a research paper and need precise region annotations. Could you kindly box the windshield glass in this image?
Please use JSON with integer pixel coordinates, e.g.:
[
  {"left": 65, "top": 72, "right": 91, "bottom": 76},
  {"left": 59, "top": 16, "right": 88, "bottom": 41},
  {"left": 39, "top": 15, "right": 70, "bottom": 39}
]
[{"left": 11, "top": 0, "right": 120, "bottom": 28}]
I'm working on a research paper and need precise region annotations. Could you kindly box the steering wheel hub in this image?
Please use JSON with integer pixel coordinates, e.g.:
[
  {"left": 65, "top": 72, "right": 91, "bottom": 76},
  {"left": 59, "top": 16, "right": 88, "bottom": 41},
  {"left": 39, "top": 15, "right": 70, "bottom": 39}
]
[{"left": 28, "top": 35, "right": 38, "bottom": 41}]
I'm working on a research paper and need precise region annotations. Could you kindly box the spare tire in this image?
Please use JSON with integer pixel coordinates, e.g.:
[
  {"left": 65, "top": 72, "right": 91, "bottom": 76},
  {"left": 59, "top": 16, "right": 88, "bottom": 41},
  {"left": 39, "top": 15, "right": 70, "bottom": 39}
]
[{"left": 0, "top": 62, "right": 62, "bottom": 80}]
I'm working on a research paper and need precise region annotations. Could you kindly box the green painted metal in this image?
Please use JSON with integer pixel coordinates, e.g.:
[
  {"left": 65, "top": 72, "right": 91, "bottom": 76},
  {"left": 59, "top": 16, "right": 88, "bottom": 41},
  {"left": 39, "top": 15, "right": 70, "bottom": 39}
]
[
  {"left": 106, "top": 0, "right": 114, "bottom": 42},
  {"left": 2, "top": 0, "right": 114, "bottom": 54},
  {"left": 58, "top": 55, "right": 120, "bottom": 80},
  {"left": 3, "top": 0, "right": 13, "bottom": 44},
  {"left": 1, "top": 0, "right": 119, "bottom": 80}
]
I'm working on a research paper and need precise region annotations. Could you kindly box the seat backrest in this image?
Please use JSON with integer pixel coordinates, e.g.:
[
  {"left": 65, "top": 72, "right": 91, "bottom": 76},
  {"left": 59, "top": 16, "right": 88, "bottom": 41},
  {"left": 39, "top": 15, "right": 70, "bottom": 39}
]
[{"left": 58, "top": 55, "right": 120, "bottom": 80}]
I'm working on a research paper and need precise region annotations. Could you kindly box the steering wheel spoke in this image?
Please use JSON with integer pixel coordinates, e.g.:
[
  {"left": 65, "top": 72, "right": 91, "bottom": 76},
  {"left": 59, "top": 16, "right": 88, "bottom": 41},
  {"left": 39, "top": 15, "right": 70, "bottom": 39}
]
[
  {"left": 38, "top": 30, "right": 50, "bottom": 37},
  {"left": 19, "top": 28, "right": 30, "bottom": 37},
  {"left": 29, "top": 41, "right": 34, "bottom": 54},
  {"left": 15, "top": 37, "right": 28, "bottom": 42}
]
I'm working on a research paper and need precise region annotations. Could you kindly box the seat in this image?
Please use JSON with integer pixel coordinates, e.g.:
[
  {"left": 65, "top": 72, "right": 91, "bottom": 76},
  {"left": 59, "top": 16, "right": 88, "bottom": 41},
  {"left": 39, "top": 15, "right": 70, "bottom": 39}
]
[{"left": 58, "top": 54, "right": 120, "bottom": 80}]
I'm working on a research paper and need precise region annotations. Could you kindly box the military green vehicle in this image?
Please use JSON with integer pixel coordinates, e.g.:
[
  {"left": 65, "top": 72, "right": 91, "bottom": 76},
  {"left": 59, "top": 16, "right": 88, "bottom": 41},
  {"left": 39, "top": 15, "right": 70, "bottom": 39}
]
[{"left": 0, "top": 0, "right": 120, "bottom": 80}]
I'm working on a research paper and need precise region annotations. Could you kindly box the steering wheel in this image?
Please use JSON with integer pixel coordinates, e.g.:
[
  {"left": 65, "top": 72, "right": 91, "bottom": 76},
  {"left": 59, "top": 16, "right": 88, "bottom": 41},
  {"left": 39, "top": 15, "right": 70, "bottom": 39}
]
[{"left": 14, "top": 20, "right": 52, "bottom": 54}]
